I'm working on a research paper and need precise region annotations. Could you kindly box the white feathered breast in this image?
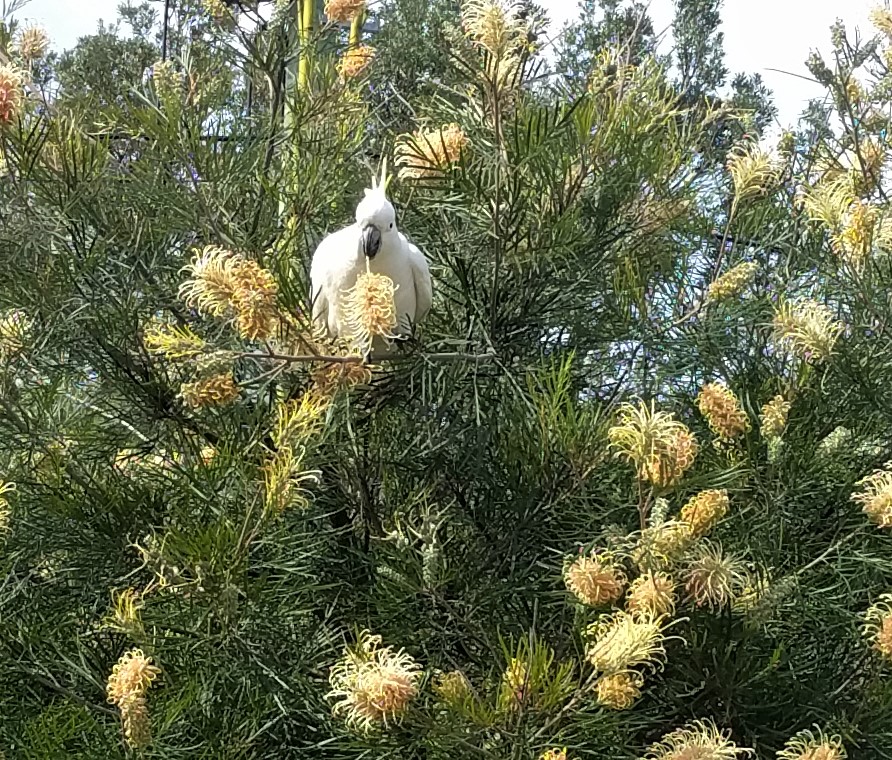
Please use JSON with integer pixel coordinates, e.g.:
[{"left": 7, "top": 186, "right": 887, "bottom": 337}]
[{"left": 310, "top": 223, "right": 432, "bottom": 349}]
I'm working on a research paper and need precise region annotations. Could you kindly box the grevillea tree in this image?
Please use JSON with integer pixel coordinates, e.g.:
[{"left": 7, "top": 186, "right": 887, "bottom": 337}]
[{"left": 3, "top": 0, "right": 892, "bottom": 758}]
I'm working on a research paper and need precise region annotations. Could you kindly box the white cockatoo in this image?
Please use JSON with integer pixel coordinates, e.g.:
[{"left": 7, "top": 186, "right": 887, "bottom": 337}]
[{"left": 310, "top": 163, "right": 432, "bottom": 357}]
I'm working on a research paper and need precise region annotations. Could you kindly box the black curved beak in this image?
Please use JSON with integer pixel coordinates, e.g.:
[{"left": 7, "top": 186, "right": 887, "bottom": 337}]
[{"left": 361, "top": 223, "right": 381, "bottom": 259}]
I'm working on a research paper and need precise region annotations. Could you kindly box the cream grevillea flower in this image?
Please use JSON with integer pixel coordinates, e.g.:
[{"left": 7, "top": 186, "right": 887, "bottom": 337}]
[{"left": 328, "top": 630, "right": 422, "bottom": 732}]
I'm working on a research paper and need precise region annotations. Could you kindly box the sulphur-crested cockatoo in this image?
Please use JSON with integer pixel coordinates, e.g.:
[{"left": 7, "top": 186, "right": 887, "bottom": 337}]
[{"left": 310, "top": 163, "right": 432, "bottom": 357}]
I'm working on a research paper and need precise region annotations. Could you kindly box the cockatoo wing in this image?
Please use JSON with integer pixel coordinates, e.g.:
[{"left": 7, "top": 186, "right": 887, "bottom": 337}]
[
  {"left": 405, "top": 239, "right": 432, "bottom": 325},
  {"left": 310, "top": 225, "right": 362, "bottom": 338}
]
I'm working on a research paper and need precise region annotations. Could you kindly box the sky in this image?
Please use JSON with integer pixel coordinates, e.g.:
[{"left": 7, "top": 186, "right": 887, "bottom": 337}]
[{"left": 17, "top": 0, "right": 877, "bottom": 130}]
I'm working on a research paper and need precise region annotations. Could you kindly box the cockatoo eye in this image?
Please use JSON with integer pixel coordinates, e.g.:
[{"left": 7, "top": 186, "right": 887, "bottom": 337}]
[{"left": 389, "top": 223, "right": 393, "bottom": 229}]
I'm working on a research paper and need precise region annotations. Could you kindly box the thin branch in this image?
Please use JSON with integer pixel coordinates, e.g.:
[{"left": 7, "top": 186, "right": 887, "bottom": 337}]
[{"left": 234, "top": 349, "right": 498, "bottom": 365}]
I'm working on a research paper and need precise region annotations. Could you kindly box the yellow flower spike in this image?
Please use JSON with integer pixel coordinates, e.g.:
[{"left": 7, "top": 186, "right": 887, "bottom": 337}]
[
  {"left": 0, "top": 308, "right": 32, "bottom": 358},
  {"left": 777, "top": 726, "right": 847, "bottom": 760},
  {"left": 179, "top": 246, "right": 279, "bottom": 340},
  {"left": 632, "top": 520, "right": 694, "bottom": 572},
  {"left": 433, "top": 670, "right": 472, "bottom": 707},
  {"left": 202, "top": 0, "right": 229, "bottom": 21},
  {"left": 802, "top": 178, "right": 855, "bottom": 230},
  {"left": 143, "top": 322, "right": 205, "bottom": 360},
  {"left": 626, "top": 572, "right": 676, "bottom": 619},
  {"left": 108, "top": 588, "right": 144, "bottom": 635},
  {"left": 594, "top": 670, "right": 643, "bottom": 710},
  {"left": 179, "top": 373, "right": 240, "bottom": 408},
  {"left": 106, "top": 649, "right": 161, "bottom": 748},
  {"left": 644, "top": 719, "right": 753, "bottom": 760},
  {"left": 852, "top": 463, "right": 892, "bottom": 528},
  {"left": 563, "top": 552, "right": 626, "bottom": 607},
  {"left": 832, "top": 199, "right": 879, "bottom": 270},
  {"left": 152, "top": 59, "right": 184, "bottom": 108},
  {"left": 697, "top": 383, "right": 749, "bottom": 442},
  {"left": 461, "top": 0, "right": 529, "bottom": 85},
  {"left": 338, "top": 45, "right": 376, "bottom": 79},
  {"left": 0, "top": 64, "right": 24, "bottom": 125},
  {"left": 342, "top": 270, "right": 399, "bottom": 355},
  {"left": 679, "top": 489, "right": 729, "bottom": 539},
  {"left": 327, "top": 630, "right": 422, "bottom": 732},
  {"left": 273, "top": 390, "right": 331, "bottom": 449},
  {"left": 230, "top": 259, "right": 279, "bottom": 340},
  {"left": 0, "top": 481, "right": 13, "bottom": 535},
  {"left": 760, "top": 395, "right": 791, "bottom": 442},
  {"left": 311, "top": 360, "right": 373, "bottom": 395},
  {"left": 707, "top": 262, "right": 759, "bottom": 302},
  {"left": 872, "top": 6, "right": 892, "bottom": 36},
  {"left": 325, "top": 0, "right": 365, "bottom": 23}
]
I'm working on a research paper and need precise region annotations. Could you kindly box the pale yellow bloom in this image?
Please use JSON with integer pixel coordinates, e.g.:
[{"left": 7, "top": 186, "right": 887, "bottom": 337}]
[
  {"left": 106, "top": 588, "right": 144, "bottom": 637},
  {"left": 683, "top": 543, "right": 748, "bottom": 611},
  {"left": 727, "top": 142, "right": 779, "bottom": 201},
  {"left": 16, "top": 26, "right": 50, "bottom": 60},
  {"left": 777, "top": 727, "right": 847, "bottom": 760},
  {"left": 106, "top": 649, "right": 161, "bottom": 748},
  {"left": 338, "top": 45, "right": 375, "bottom": 79},
  {"left": 644, "top": 719, "right": 753, "bottom": 760},
  {"left": 202, "top": 0, "right": 229, "bottom": 21},
  {"left": 152, "top": 60, "right": 184, "bottom": 108},
  {"left": 632, "top": 520, "right": 694, "bottom": 571},
  {"left": 263, "top": 445, "right": 320, "bottom": 515},
  {"left": 773, "top": 300, "right": 842, "bottom": 363},
  {"left": 0, "top": 481, "right": 13, "bottom": 535},
  {"left": 0, "top": 308, "right": 31, "bottom": 358},
  {"left": 872, "top": 6, "right": 892, "bottom": 36},
  {"left": 851, "top": 464, "right": 892, "bottom": 528},
  {"left": 461, "top": 0, "right": 529, "bottom": 85},
  {"left": 328, "top": 630, "right": 422, "bottom": 732},
  {"left": 539, "top": 750, "right": 569, "bottom": 760},
  {"left": 832, "top": 200, "right": 879, "bottom": 269},
  {"left": 626, "top": 572, "right": 676, "bottom": 619},
  {"left": 863, "top": 593, "right": 892, "bottom": 660},
  {"left": 802, "top": 178, "right": 855, "bottom": 230},
  {"left": 585, "top": 611, "right": 667, "bottom": 674},
  {"left": 179, "top": 246, "right": 279, "bottom": 340},
  {"left": 563, "top": 553, "right": 626, "bottom": 606},
  {"left": 608, "top": 401, "right": 698, "bottom": 487},
  {"left": 395, "top": 123, "right": 470, "bottom": 180}
]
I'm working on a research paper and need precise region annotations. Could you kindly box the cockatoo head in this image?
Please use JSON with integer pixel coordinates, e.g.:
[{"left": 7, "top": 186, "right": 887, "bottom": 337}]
[{"left": 354, "top": 159, "right": 397, "bottom": 259}]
